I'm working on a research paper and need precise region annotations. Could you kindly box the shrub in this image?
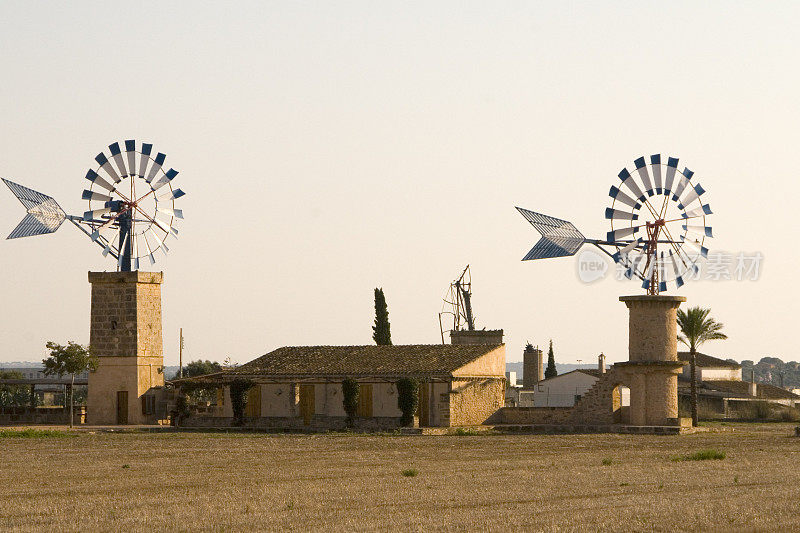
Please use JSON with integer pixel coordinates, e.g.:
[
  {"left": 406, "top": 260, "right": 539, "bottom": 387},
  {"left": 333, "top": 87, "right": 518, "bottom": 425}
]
[
  {"left": 753, "top": 401, "right": 772, "bottom": 421},
  {"left": 396, "top": 378, "right": 418, "bottom": 427},
  {"left": 672, "top": 449, "right": 726, "bottom": 462},
  {"left": 401, "top": 468, "right": 418, "bottom": 477},
  {"left": 601, "top": 458, "right": 613, "bottom": 466},
  {"left": 174, "top": 394, "right": 190, "bottom": 426},
  {"left": 230, "top": 379, "right": 255, "bottom": 426},
  {"left": 342, "top": 378, "right": 359, "bottom": 426}
]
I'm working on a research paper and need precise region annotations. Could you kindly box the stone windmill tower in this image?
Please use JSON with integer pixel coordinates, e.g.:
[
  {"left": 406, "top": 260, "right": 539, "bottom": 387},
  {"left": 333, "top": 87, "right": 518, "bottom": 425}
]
[{"left": 3, "top": 140, "right": 186, "bottom": 424}]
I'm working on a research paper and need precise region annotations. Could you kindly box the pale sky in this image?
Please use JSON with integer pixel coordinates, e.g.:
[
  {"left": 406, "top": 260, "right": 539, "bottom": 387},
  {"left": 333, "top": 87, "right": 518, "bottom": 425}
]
[{"left": 1, "top": 2, "right": 798, "bottom": 367}]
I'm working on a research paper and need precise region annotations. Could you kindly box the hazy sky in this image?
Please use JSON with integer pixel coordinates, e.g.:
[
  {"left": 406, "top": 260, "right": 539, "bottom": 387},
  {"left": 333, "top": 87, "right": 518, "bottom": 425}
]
[{"left": 1, "top": 2, "right": 798, "bottom": 367}]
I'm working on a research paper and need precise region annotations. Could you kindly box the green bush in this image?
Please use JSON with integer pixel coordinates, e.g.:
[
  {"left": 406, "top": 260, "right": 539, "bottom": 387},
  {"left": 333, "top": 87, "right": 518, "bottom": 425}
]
[
  {"left": 174, "top": 394, "right": 190, "bottom": 426},
  {"left": 230, "top": 379, "right": 254, "bottom": 426},
  {"left": 401, "top": 468, "right": 418, "bottom": 477},
  {"left": 396, "top": 378, "right": 418, "bottom": 427},
  {"left": 342, "top": 378, "right": 359, "bottom": 425},
  {"left": 601, "top": 458, "right": 613, "bottom": 466}
]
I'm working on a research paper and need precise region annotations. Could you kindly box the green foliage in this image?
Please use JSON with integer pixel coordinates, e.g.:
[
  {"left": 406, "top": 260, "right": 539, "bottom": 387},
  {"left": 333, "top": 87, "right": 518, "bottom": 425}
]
[
  {"left": 601, "top": 458, "right": 613, "bottom": 466},
  {"left": 173, "top": 394, "right": 191, "bottom": 426},
  {"left": 43, "top": 341, "right": 97, "bottom": 427},
  {"left": 173, "top": 360, "right": 224, "bottom": 405},
  {"left": 677, "top": 307, "right": 728, "bottom": 351},
  {"left": 544, "top": 339, "right": 557, "bottom": 379},
  {"left": 401, "top": 468, "right": 418, "bottom": 477},
  {"left": 230, "top": 379, "right": 254, "bottom": 425},
  {"left": 0, "top": 370, "right": 30, "bottom": 407},
  {"left": 43, "top": 341, "right": 98, "bottom": 377},
  {"left": 372, "top": 288, "right": 392, "bottom": 345},
  {"left": 342, "top": 378, "right": 359, "bottom": 424},
  {"left": 0, "top": 428, "right": 75, "bottom": 438},
  {"left": 672, "top": 449, "right": 726, "bottom": 462},
  {"left": 396, "top": 378, "right": 418, "bottom": 426},
  {"left": 171, "top": 360, "right": 223, "bottom": 380}
]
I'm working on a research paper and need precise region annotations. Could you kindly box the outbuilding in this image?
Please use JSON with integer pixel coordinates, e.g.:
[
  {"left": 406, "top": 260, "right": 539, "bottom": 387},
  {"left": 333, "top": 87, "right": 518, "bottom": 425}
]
[{"left": 173, "top": 344, "right": 505, "bottom": 429}]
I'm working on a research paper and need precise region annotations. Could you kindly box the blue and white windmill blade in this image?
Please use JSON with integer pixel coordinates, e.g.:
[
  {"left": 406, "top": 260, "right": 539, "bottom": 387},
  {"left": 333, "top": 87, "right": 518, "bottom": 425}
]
[
  {"left": 612, "top": 237, "right": 642, "bottom": 263},
  {"left": 618, "top": 169, "right": 645, "bottom": 201},
  {"left": 634, "top": 157, "right": 655, "bottom": 196},
  {"left": 682, "top": 205, "right": 712, "bottom": 218},
  {"left": 95, "top": 152, "right": 121, "bottom": 184},
  {"left": 650, "top": 154, "right": 663, "bottom": 193},
  {"left": 663, "top": 157, "right": 679, "bottom": 195},
  {"left": 607, "top": 226, "right": 639, "bottom": 242},
  {"left": 125, "top": 140, "right": 137, "bottom": 179},
  {"left": 605, "top": 208, "right": 639, "bottom": 221},
  {"left": 84, "top": 170, "right": 116, "bottom": 193},
  {"left": 156, "top": 206, "right": 184, "bottom": 219},
  {"left": 109, "top": 142, "right": 129, "bottom": 179},
  {"left": 609, "top": 186, "right": 641, "bottom": 209},
  {"left": 669, "top": 250, "right": 685, "bottom": 288},
  {"left": 682, "top": 224, "right": 713, "bottom": 238},
  {"left": 151, "top": 169, "right": 178, "bottom": 192},
  {"left": 145, "top": 153, "right": 166, "bottom": 183},
  {"left": 677, "top": 183, "right": 706, "bottom": 210},
  {"left": 138, "top": 143, "right": 153, "bottom": 179}
]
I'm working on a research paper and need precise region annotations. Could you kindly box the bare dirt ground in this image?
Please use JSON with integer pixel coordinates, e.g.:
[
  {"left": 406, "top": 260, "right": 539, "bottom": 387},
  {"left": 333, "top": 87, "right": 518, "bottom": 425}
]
[{"left": 1, "top": 423, "right": 799, "bottom": 532}]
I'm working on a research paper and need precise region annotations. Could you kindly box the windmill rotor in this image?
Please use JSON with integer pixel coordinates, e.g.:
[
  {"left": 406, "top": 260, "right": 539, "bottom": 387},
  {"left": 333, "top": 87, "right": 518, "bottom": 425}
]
[
  {"left": 3, "top": 140, "right": 186, "bottom": 271},
  {"left": 517, "top": 154, "right": 713, "bottom": 295}
]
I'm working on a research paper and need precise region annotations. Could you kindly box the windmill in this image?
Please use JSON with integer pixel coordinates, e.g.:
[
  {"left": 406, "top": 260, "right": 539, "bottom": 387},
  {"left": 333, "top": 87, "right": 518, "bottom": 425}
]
[
  {"left": 3, "top": 140, "right": 185, "bottom": 271},
  {"left": 517, "top": 154, "right": 712, "bottom": 294},
  {"left": 438, "top": 265, "right": 476, "bottom": 343}
]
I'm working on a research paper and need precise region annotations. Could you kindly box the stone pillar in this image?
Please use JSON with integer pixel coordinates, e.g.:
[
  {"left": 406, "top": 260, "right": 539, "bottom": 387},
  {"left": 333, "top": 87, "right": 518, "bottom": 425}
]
[
  {"left": 86, "top": 271, "right": 165, "bottom": 425},
  {"left": 522, "top": 344, "right": 543, "bottom": 389},
  {"left": 616, "top": 295, "right": 686, "bottom": 426}
]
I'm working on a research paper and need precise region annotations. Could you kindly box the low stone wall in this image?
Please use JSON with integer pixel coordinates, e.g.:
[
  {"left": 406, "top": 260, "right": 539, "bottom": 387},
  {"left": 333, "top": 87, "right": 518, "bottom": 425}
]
[
  {"left": 498, "top": 406, "right": 573, "bottom": 425},
  {"left": 179, "top": 414, "right": 403, "bottom": 431},
  {"left": 0, "top": 406, "right": 86, "bottom": 425}
]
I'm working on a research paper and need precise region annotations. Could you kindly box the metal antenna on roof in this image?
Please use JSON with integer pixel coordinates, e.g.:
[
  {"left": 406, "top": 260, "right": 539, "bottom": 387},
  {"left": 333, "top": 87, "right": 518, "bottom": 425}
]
[
  {"left": 516, "top": 154, "right": 713, "bottom": 294},
  {"left": 438, "top": 265, "right": 477, "bottom": 343},
  {"left": 3, "top": 140, "right": 186, "bottom": 271}
]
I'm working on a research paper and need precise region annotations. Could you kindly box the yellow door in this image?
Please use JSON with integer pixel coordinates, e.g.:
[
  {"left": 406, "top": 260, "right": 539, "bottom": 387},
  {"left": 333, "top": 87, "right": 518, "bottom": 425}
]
[
  {"left": 357, "top": 384, "right": 373, "bottom": 417},
  {"left": 116, "top": 391, "right": 128, "bottom": 425},
  {"left": 418, "top": 382, "right": 430, "bottom": 427},
  {"left": 299, "top": 384, "right": 315, "bottom": 425},
  {"left": 245, "top": 386, "right": 261, "bottom": 417}
]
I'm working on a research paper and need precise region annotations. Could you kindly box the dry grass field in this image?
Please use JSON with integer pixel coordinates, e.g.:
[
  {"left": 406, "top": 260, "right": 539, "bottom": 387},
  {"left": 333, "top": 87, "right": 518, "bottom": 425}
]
[{"left": 1, "top": 423, "right": 799, "bottom": 531}]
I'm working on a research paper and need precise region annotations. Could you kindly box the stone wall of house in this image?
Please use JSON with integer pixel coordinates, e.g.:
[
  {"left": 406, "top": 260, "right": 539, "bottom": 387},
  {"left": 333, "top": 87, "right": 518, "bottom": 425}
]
[
  {"left": 448, "top": 378, "right": 505, "bottom": 426},
  {"left": 498, "top": 406, "right": 572, "bottom": 425}
]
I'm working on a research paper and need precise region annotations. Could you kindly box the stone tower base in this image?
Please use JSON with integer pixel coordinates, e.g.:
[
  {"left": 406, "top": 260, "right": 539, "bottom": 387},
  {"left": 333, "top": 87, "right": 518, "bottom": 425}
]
[{"left": 86, "top": 271, "right": 165, "bottom": 425}]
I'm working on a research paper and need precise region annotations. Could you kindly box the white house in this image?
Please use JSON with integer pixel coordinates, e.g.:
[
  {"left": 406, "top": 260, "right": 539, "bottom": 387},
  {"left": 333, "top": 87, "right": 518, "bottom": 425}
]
[
  {"left": 678, "top": 352, "right": 741, "bottom": 381},
  {"left": 522, "top": 369, "right": 630, "bottom": 408}
]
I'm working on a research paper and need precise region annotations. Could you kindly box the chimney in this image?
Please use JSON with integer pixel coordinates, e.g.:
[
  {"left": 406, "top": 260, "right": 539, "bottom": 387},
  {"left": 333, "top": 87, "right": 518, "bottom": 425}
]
[
  {"left": 598, "top": 353, "right": 606, "bottom": 374},
  {"left": 750, "top": 369, "right": 757, "bottom": 397},
  {"left": 523, "top": 344, "right": 543, "bottom": 389}
]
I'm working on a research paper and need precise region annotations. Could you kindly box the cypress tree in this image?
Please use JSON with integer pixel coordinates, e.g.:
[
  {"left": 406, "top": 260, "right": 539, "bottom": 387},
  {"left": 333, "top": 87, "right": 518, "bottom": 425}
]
[
  {"left": 544, "top": 339, "right": 557, "bottom": 379},
  {"left": 372, "top": 288, "right": 392, "bottom": 345}
]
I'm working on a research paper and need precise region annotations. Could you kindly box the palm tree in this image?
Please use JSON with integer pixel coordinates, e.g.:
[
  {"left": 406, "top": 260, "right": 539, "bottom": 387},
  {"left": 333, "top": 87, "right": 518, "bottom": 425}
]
[{"left": 677, "top": 307, "right": 728, "bottom": 427}]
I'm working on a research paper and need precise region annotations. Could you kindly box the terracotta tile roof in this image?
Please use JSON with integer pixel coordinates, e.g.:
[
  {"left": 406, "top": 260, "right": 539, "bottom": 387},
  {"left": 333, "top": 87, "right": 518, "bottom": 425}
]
[
  {"left": 678, "top": 352, "right": 741, "bottom": 369},
  {"left": 702, "top": 380, "right": 800, "bottom": 400},
  {"left": 218, "top": 344, "right": 503, "bottom": 378},
  {"left": 678, "top": 379, "right": 800, "bottom": 400}
]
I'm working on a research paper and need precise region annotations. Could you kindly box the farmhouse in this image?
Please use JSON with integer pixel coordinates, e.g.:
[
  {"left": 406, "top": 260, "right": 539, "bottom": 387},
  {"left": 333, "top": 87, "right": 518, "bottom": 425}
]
[{"left": 173, "top": 344, "right": 506, "bottom": 429}]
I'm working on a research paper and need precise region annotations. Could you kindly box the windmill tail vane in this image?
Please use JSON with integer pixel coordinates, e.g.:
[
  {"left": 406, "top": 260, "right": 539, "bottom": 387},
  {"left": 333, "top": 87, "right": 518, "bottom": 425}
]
[
  {"left": 2, "top": 140, "right": 186, "bottom": 271},
  {"left": 517, "top": 154, "right": 714, "bottom": 295}
]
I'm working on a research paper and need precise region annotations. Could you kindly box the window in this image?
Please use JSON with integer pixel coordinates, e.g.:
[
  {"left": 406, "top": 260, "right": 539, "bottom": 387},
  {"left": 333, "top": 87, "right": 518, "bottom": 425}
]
[{"left": 141, "top": 395, "right": 156, "bottom": 415}]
